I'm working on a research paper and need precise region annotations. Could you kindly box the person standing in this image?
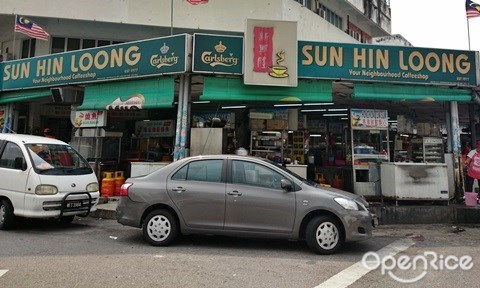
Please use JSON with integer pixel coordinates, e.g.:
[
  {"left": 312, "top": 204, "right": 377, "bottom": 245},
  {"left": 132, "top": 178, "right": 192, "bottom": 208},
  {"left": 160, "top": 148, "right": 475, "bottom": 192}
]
[
  {"left": 43, "top": 128, "right": 56, "bottom": 139},
  {"left": 465, "top": 140, "right": 480, "bottom": 193}
]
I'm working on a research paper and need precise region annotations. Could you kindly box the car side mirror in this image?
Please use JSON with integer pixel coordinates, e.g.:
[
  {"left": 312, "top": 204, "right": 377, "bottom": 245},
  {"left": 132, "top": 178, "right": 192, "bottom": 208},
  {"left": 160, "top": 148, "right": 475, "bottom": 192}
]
[
  {"left": 280, "top": 179, "right": 293, "bottom": 191},
  {"left": 14, "top": 157, "right": 27, "bottom": 171}
]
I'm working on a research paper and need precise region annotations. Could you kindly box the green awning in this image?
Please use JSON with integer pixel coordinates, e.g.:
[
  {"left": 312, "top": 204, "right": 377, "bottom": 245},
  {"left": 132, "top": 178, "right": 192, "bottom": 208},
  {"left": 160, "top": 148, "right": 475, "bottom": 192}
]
[
  {"left": 201, "top": 77, "right": 332, "bottom": 102},
  {"left": 78, "top": 77, "right": 175, "bottom": 110},
  {"left": 0, "top": 89, "right": 51, "bottom": 104},
  {"left": 353, "top": 83, "right": 472, "bottom": 102}
]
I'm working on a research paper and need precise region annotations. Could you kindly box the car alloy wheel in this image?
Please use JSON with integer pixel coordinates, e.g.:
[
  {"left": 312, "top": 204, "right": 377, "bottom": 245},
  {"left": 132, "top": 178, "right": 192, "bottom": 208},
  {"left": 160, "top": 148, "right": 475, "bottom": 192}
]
[
  {"left": 142, "top": 209, "right": 178, "bottom": 246},
  {"left": 305, "top": 215, "right": 344, "bottom": 254}
]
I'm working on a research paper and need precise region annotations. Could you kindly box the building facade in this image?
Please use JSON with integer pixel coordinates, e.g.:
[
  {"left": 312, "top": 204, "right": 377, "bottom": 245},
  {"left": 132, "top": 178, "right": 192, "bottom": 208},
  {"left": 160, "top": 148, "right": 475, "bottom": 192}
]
[{"left": 0, "top": 0, "right": 477, "bottom": 202}]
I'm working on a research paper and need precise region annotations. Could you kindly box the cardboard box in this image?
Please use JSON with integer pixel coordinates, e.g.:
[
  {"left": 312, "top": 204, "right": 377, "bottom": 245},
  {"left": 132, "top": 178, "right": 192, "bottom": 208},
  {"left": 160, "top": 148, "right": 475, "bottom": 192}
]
[
  {"left": 266, "top": 119, "right": 288, "bottom": 130},
  {"left": 250, "top": 119, "right": 266, "bottom": 131}
]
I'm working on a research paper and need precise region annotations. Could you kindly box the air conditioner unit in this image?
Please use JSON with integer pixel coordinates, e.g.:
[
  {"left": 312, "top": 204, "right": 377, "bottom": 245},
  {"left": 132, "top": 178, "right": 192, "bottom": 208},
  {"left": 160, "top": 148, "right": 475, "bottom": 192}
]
[
  {"left": 51, "top": 86, "right": 84, "bottom": 105},
  {"left": 1, "top": 53, "right": 13, "bottom": 61}
]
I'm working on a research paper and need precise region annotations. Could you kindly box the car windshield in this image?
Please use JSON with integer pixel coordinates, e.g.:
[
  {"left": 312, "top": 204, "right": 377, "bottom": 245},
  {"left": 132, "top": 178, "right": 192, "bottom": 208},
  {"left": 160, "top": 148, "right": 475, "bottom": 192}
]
[{"left": 25, "top": 143, "right": 93, "bottom": 175}]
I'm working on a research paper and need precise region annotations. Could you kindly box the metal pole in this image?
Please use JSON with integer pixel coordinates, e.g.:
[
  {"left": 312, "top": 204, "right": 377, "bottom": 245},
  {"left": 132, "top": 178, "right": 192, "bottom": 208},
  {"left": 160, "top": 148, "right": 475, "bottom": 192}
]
[{"left": 170, "top": 0, "right": 174, "bottom": 35}]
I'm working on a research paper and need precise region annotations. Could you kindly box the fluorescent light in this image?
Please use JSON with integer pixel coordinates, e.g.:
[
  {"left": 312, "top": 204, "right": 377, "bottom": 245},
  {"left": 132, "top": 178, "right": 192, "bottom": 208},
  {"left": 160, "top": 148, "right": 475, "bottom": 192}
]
[
  {"left": 341, "top": 117, "right": 348, "bottom": 120},
  {"left": 274, "top": 103, "right": 302, "bottom": 107},
  {"left": 193, "top": 101, "right": 211, "bottom": 104},
  {"left": 300, "top": 109, "right": 327, "bottom": 113},
  {"left": 327, "top": 108, "right": 348, "bottom": 112},
  {"left": 309, "top": 134, "right": 322, "bottom": 137},
  {"left": 323, "top": 113, "right": 348, "bottom": 117},
  {"left": 222, "top": 105, "right": 246, "bottom": 109},
  {"left": 303, "top": 102, "right": 334, "bottom": 106}
]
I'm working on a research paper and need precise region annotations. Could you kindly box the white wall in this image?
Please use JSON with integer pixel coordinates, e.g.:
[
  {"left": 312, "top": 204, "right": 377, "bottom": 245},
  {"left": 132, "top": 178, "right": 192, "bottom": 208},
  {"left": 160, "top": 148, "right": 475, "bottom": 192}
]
[{"left": 0, "top": 0, "right": 360, "bottom": 43}]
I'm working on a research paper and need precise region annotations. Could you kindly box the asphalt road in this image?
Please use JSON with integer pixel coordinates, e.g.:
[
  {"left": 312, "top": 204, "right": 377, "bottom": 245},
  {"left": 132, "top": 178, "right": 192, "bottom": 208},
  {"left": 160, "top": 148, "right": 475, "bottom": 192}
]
[{"left": 0, "top": 217, "right": 479, "bottom": 288}]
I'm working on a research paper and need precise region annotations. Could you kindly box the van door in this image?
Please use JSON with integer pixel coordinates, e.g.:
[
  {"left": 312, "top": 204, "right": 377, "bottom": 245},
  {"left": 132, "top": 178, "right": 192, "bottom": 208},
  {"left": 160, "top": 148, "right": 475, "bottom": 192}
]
[{"left": 0, "top": 141, "right": 29, "bottom": 214}]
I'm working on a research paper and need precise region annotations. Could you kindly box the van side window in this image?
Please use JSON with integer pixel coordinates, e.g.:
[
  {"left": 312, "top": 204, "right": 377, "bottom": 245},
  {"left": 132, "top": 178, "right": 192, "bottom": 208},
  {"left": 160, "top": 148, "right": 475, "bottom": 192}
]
[{"left": 0, "top": 142, "right": 25, "bottom": 169}]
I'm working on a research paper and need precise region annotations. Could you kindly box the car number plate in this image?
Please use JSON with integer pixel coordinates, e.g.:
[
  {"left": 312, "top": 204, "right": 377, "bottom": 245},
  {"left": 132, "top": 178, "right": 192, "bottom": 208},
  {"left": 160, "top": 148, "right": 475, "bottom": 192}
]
[{"left": 66, "top": 201, "right": 82, "bottom": 208}]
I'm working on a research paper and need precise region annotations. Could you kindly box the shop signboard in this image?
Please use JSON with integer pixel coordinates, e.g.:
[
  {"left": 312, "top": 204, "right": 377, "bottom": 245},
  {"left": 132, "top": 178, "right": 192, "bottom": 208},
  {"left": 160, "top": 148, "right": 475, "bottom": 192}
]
[
  {"left": 71, "top": 110, "right": 106, "bottom": 128},
  {"left": 350, "top": 109, "right": 388, "bottom": 129},
  {"left": 298, "top": 41, "right": 479, "bottom": 87},
  {"left": 2, "top": 34, "right": 191, "bottom": 90},
  {"left": 244, "top": 19, "right": 298, "bottom": 87},
  {"left": 135, "top": 120, "right": 175, "bottom": 138},
  {"left": 193, "top": 34, "right": 243, "bottom": 75}
]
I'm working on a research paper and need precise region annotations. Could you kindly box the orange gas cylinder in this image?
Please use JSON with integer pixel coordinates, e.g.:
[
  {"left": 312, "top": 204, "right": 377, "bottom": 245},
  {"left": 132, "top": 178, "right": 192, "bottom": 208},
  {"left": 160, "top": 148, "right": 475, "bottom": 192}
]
[
  {"left": 101, "top": 172, "right": 115, "bottom": 197},
  {"left": 315, "top": 173, "right": 326, "bottom": 184},
  {"left": 114, "top": 171, "right": 125, "bottom": 196},
  {"left": 332, "top": 174, "right": 343, "bottom": 189}
]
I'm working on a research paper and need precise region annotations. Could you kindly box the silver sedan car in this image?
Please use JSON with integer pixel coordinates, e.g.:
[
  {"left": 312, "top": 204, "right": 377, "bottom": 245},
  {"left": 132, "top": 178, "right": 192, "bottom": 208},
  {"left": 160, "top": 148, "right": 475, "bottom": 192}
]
[{"left": 116, "top": 155, "right": 373, "bottom": 254}]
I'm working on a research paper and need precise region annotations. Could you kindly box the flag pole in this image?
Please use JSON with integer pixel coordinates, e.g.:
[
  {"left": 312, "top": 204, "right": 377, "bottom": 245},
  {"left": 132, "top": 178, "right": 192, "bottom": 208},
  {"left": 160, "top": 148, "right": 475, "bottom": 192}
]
[
  {"left": 467, "top": 18, "right": 472, "bottom": 50},
  {"left": 171, "top": 0, "right": 174, "bottom": 35},
  {"left": 12, "top": 15, "right": 16, "bottom": 59}
]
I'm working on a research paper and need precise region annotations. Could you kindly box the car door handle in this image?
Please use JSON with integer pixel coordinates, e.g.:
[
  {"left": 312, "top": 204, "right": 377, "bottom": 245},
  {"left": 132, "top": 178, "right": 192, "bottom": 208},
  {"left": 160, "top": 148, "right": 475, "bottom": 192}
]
[
  {"left": 227, "top": 190, "right": 242, "bottom": 196},
  {"left": 172, "top": 187, "right": 186, "bottom": 193}
]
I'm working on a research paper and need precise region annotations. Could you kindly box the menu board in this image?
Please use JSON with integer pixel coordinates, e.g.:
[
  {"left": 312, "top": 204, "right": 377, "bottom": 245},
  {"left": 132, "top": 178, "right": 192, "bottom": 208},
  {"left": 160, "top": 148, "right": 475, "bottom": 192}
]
[{"left": 350, "top": 109, "right": 388, "bottom": 129}]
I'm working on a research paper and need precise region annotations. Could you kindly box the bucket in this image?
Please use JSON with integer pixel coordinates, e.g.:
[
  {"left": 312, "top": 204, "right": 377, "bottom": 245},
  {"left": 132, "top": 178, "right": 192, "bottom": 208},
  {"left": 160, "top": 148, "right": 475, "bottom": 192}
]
[
  {"left": 101, "top": 172, "right": 115, "bottom": 197},
  {"left": 114, "top": 171, "right": 125, "bottom": 196},
  {"left": 465, "top": 192, "right": 478, "bottom": 207}
]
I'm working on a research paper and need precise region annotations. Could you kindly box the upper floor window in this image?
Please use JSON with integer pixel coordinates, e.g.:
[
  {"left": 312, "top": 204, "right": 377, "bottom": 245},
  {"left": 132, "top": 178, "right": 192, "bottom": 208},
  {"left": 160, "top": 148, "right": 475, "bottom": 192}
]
[
  {"left": 317, "top": 4, "right": 343, "bottom": 30},
  {"left": 21, "top": 39, "right": 36, "bottom": 59},
  {"left": 51, "top": 37, "right": 124, "bottom": 54}
]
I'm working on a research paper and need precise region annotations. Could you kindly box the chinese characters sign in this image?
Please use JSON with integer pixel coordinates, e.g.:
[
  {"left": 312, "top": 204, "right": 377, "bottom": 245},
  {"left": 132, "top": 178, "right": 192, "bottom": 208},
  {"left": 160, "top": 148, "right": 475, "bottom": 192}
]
[
  {"left": 253, "top": 27, "right": 273, "bottom": 73},
  {"left": 244, "top": 19, "right": 298, "bottom": 87},
  {"left": 72, "top": 110, "right": 106, "bottom": 128},
  {"left": 135, "top": 120, "right": 175, "bottom": 138},
  {"left": 350, "top": 109, "right": 388, "bottom": 129}
]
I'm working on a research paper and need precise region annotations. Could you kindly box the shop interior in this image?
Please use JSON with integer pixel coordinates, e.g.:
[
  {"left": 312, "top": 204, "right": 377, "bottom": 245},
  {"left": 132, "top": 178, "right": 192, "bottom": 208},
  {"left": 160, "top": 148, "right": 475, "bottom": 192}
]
[
  {"left": 10, "top": 75, "right": 476, "bottom": 200},
  {"left": 186, "top": 76, "right": 477, "bottom": 200}
]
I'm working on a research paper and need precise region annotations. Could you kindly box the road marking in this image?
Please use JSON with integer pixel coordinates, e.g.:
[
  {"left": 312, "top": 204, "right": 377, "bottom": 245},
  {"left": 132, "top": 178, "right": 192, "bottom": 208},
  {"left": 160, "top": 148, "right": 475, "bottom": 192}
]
[
  {"left": 0, "top": 270, "right": 8, "bottom": 277},
  {"left": 314, "top": 238, "right": 415, "bottom": 288}
]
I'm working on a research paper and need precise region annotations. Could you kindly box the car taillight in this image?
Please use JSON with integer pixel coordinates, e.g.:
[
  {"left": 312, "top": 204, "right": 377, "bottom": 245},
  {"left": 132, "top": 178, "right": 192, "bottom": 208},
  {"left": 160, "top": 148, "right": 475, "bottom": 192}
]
[{"left": 120, "top": 183, "right": 133, "bottom": 196}]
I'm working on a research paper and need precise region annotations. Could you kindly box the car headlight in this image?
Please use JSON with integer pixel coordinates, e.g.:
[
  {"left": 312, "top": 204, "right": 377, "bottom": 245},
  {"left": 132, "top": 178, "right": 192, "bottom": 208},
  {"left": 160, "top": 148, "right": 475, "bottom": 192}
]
[
  {"left": 86, "top": 182, "right": 99, "bottom": 192},
  {"left": 35, "top": 185, "right": 58, "bottom": 195},
  {"left": 334, "top": 197, "right": 359, "bottom": 210}
]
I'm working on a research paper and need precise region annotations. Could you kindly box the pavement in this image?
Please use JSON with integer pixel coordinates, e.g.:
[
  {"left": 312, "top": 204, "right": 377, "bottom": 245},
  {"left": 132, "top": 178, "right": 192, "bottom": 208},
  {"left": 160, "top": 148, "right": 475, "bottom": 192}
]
[{"left": 92, "top": 196, "right": 480, "bottom": 225}]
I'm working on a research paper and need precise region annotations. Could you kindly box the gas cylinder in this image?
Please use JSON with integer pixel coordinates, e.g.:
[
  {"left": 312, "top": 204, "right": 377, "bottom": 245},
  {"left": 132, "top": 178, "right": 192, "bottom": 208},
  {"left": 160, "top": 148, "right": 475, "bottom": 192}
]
[
  {"left": 101, "top": 172, "right": 115, "bottom": 197},
  {"left": 332, "top": 173, "right": 343, "bottom": 189},
  {"left": 114, "top": 171, "right": 125, "bottom": 196}
]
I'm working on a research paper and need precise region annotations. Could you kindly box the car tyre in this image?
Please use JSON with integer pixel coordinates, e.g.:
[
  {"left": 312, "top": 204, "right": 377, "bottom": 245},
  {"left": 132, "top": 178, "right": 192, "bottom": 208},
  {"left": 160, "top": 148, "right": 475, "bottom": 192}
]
[
  {"left": 143, "top": 209, "right": 178, "bottom": 246},
  {"left": 60, "top": 216, "right": 75, "bottom": 224},
  {"left": 305, "top": 215, "right": 344, "bottom": 255},
  {"left": 0, "top": 199, "right": 15, "bottom": 230}
]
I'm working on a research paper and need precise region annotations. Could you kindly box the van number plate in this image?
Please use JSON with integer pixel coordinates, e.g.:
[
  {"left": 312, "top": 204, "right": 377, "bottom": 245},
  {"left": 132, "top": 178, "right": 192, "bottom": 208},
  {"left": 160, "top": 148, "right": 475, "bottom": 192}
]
[{"left": 66, "top": 201, "right": 82, "bottom": 208}]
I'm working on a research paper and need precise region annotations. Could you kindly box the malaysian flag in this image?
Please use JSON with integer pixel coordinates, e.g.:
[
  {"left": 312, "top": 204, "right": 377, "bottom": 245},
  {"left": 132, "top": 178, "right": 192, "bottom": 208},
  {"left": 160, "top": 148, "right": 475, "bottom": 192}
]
[
  {"left": 466, "top": 0, "right": 480, "bottom": 18},
  {"left": 14, "top": 15, "right": 49, "bottom": 40}
]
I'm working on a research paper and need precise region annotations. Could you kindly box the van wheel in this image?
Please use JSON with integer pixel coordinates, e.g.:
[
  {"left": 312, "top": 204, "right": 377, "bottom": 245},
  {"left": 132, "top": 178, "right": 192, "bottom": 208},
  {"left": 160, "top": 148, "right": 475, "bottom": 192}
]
[
  {"left": 60, "top": 216, "right": 75, "bottom": 224},
  {"left": 305, "top": 215, "right": 344, "bottom": 254},
  {"left": 142, "top": 209, "right": 178, "bottom": 246},
  {"left": 0, "top": 199, "right": 15, "bottom": 230}
]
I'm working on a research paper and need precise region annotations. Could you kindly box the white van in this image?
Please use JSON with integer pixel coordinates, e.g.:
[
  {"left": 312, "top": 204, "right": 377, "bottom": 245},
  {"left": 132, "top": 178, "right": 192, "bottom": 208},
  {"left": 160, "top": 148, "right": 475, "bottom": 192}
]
[{"left": 0, "top": 133, "right": 100, "bottom": 229}]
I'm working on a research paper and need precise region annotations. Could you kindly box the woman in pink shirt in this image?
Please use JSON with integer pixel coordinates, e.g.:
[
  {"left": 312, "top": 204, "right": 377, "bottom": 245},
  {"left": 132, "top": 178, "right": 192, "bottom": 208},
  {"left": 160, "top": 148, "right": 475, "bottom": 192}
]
[{"left": 465, "top": 140, "right": 480, "bottom": 193}]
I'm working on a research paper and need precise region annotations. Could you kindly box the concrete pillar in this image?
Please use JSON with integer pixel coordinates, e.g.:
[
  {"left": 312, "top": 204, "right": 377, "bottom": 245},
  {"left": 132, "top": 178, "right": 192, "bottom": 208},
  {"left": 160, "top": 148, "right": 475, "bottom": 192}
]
[{"left": 450, "top": 101, "right": 464, "bottom": 201}]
